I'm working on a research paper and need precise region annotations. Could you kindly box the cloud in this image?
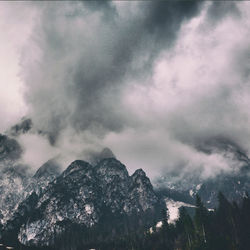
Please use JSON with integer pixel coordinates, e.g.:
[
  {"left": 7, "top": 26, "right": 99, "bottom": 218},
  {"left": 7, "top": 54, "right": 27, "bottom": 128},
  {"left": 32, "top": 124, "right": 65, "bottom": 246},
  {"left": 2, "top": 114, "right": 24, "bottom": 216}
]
[
  {"left": 3, "top": 1, "right": 250, "bottom": 182},
  {"left": 0, "top": 2, "right": 35, "bottom": 132},
  {"left": 17, "top": 133, "right": 58, "bottom": 170},
  {"left": 19, "top": 1, "right": 202, "bottom": 137},
  {"left": 104, "top": 2, "right": 250, "bottom": 179}
]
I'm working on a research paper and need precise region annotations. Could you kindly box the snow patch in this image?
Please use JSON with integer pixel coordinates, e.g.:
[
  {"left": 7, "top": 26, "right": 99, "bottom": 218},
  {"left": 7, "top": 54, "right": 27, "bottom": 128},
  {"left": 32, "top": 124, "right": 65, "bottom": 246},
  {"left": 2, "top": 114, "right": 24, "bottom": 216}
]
[
  {"left": 165, "top": 198, "right": 195, "bottom": 223},
  {"left": 189, "top": 189, "right": 194, "bottom": 197},
  {"left": 156, "top": 221, "right": 163, "bottom": 228},
  {"left": 148, "top": 199, "right": 195, "bottom": 234},
  {"left": 196, "top": 184, "right": 202, "bottom": 191},
  {"left": 84, "top": 204, "right": 93, "bottom": 215}
]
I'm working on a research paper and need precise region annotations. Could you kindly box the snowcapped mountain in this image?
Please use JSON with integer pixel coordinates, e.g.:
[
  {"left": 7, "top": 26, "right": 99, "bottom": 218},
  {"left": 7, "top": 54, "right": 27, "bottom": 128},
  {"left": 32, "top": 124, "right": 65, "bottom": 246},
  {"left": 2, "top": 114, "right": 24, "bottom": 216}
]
[{"left": 1, "top": 158, "right": 162, "bottom": 247}]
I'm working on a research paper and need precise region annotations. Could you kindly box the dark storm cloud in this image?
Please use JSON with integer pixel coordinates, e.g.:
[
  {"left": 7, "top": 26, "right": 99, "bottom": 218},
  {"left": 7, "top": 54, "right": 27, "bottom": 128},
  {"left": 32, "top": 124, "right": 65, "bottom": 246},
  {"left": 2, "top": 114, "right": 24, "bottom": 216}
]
[
  {"left": 145, "top": 1, "right": 201, "bottom": 34},
  {"left": 207, "top": 1, "right": 241, "bottom": 24},
  {"left": 71, "top": 1, "right": 203, "bottom": 134},
  {"left": 22, "top": 1, "right": 203, "bottom": 139}
]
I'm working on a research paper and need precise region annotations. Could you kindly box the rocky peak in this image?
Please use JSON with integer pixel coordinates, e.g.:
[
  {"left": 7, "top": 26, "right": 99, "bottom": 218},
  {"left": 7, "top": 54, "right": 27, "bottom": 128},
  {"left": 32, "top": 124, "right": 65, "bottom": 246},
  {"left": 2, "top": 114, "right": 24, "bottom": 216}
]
[
  {"left": 95, "top": 158, "right": 129, "bottom": 180},
  {"left": 98, "top": 147, "right": 116, "bottom": 159},
  {"left": 94, "top": 158, "right": 131, "bottom": 213},
  {"left": 85, "top": 147, "right": 116, "bottom": 165},
  {"left": 61, "top": 160, "right": 92, "bottom": 178},
  {"left": 26, "top": 159, "right": 62, "bottom": 196},
  {"left": 131, "top": 168, "right": 153, "bottom": 191},
  {"left": 130, "top": 169, "right": 158, "bottom": 212},
  {"left": 132, "top": 168, "right": 146, "bottom": 179}
]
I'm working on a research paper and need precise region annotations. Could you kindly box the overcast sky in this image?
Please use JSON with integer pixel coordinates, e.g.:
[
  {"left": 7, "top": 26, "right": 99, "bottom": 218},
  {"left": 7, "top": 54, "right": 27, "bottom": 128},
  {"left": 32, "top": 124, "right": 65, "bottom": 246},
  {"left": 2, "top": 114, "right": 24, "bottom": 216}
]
[{"left": 1, "top": 1, "right": 250, "bottom": 181}]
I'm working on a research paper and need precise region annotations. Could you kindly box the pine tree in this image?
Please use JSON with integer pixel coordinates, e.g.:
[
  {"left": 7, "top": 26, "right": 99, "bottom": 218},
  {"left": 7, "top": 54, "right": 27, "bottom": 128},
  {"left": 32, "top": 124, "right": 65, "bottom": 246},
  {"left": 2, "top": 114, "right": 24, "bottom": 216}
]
[
  {"left": 239, "top": 193, "right": 250, "bottom": 249},
  {"left": 194, "top": 194, "right": 209, "bottom": 248},
  {"left": 216, "top": 192, "right": 239, "bottom": 249},
  {"left": 177, "top": 207, "right": 195, "bottom": 249},
  {"left": 161, "top": 207, "right": 169, "bottom": 231}
]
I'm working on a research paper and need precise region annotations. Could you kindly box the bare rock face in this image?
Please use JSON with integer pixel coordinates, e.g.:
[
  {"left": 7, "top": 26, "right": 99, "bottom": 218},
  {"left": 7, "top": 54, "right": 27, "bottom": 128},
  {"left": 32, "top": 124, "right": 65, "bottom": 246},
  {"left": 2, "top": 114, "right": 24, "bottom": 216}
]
[{"left": 2, "top": 158, "right": 160, "bottom": 247}]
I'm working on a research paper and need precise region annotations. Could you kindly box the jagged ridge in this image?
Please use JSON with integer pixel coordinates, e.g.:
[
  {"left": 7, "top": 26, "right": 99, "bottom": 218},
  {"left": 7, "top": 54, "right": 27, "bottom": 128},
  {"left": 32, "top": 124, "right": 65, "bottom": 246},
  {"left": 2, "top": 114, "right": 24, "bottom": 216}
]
[{"left": 2, "top": 158, "right": 161, "bottom": 247}]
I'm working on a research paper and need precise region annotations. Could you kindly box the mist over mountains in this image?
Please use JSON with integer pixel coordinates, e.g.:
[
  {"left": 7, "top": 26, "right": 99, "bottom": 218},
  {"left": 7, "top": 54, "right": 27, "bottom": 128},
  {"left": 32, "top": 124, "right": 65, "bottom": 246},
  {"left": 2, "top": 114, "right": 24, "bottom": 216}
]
[
  {"left": 1, "top": 1, "right": 250, "bottom": 249},
  {"left": 0, "top": 121, "right": 250, "bottom": 249}
]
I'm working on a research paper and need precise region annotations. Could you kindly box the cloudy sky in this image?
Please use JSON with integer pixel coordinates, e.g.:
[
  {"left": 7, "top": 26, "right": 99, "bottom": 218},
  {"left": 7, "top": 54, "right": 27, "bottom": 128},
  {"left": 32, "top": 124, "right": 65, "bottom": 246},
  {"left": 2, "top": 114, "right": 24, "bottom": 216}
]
[{"left": 1, "top": 1, "right": 250, "bottom": 181}]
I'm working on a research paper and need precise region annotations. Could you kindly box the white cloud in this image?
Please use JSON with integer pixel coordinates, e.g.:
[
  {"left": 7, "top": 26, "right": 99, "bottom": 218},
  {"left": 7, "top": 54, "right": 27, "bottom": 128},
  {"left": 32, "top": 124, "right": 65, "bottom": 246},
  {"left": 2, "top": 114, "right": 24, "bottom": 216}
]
[
  {"left": 0, "top": 2, "right": 37, "bottom": 132},
  {"left": 18, "top": 133, "right": 58, "bottom": 171}
]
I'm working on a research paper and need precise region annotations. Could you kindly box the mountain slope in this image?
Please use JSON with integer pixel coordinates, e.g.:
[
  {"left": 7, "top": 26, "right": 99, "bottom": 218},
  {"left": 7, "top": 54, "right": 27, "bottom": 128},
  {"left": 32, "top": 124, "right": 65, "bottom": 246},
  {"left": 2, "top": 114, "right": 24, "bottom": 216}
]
[{"left": 2, "top": 158, "right": 162, "bottom": 247}]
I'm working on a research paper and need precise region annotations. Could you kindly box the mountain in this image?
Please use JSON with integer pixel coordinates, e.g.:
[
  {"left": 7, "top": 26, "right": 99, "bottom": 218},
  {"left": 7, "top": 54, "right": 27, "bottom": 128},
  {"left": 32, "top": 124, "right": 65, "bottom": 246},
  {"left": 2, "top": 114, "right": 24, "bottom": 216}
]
[
  {"left": 26, "top": 159, "right": 61, "bottom": 196},
  {"left": 0, "top": 134, "right": 30, "bottom": 224},
  {"left": 0, "top": 133, "right": 62, "bottom": 225},
  {"left": 156, "top": 138, "right": 250, "bottom": 208},
  {"left": 1, "top": 158, "right": 162, "bottom": 248},
  {"left": 1, "top": 121, "right": 250, "bottom": 248},
  {"left": 0, "top": 165, "right": 31, "bottom": 225},
  {"left": 84, "top": 147, "right": 116, "bottom": 166}
]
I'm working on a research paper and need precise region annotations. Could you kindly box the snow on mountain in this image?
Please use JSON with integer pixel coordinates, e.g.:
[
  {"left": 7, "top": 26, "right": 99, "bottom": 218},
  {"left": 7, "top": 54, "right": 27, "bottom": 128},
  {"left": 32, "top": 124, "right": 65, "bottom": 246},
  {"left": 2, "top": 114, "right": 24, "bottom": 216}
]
[
  {"left": 2, "top": 158, "right": 162, "bottom": 247},
  {"left": 165, "top": 198, "right": 195, "bottom": 223}
]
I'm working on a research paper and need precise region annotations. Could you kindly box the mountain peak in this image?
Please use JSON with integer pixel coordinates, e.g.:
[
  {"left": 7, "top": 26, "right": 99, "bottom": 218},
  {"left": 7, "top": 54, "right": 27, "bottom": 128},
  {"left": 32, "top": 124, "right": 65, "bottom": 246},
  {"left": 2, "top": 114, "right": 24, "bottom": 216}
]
[
  {"left": 85, "top": 147, "right": 116, "bottom": 165},
  {"left": 132, "top": 168, "right": 146, "bottom": 178},
  {"left": 95, "top": 158, "right": 129, "bottom": 180},
  {"left": 33, "top": 158, "right": 61, "bottom": 179},
  {"left": 62, "top": 160, "right": 92, "bottom": 178},
  {"left": 99, "top": 147, "right": 116, "bottom": 159},
  {"left": 131, "top": 168, "right": 153, "bottom": 190}
]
